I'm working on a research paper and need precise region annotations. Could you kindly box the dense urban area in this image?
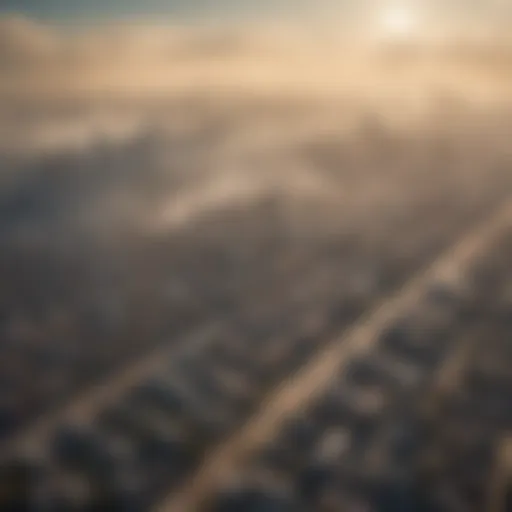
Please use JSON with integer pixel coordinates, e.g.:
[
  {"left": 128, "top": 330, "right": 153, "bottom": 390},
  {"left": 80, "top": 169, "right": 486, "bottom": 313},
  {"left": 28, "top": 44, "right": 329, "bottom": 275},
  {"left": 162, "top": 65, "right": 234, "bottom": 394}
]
[{"left": 0, "top": 95, "right": 512, "bottom": 511}]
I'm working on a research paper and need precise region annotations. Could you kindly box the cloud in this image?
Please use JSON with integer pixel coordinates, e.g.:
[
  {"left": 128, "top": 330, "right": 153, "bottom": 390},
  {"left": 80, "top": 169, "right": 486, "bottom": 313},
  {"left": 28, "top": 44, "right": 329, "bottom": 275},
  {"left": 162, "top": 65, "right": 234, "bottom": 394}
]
[
  {"left": 0, "top": 16, "right": 59, "bottom": 67},
  {"left": 0, "top": 14, "right": 510, "bottom": 110}
]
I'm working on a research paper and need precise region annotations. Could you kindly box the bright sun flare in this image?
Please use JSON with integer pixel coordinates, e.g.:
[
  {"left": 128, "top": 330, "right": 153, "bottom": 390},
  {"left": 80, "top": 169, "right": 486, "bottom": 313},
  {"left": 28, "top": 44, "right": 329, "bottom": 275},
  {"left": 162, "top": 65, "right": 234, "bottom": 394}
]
[{"left": 380, "top": 6, "right": 417, "bottom": 37}]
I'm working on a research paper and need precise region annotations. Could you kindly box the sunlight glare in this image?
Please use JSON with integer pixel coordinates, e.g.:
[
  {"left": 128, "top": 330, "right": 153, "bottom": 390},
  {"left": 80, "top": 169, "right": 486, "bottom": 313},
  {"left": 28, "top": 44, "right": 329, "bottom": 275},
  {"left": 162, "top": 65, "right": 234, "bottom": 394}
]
[{"left": 380, "top": 5, "right": 418, "bottom": 39}]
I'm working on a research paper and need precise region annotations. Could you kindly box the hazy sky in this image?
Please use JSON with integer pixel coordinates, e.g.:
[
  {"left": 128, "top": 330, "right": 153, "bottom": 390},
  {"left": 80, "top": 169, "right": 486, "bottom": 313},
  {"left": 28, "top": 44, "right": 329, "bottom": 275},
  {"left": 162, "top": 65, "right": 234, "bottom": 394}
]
[
  {"left": 0, "top": 0, "right": 510, "bottom": 25},
  {"left": 1, "top": 0, "right": 289, "bottom": 21}
]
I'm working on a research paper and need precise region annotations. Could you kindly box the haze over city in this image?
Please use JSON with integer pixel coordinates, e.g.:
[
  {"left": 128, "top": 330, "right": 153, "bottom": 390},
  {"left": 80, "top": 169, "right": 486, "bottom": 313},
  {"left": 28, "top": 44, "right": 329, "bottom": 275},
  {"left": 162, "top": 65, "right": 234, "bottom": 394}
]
[{"left": 0, "top": 1, "right": 512, "bottom": 512}]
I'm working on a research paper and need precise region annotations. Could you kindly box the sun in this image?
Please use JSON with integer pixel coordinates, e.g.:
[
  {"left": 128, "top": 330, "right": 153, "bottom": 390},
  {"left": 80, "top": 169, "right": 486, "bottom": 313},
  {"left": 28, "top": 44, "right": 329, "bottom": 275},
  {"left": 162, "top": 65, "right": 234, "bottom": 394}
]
[{"left": 380, "top": 5, "right": 418, "bottom": 38}]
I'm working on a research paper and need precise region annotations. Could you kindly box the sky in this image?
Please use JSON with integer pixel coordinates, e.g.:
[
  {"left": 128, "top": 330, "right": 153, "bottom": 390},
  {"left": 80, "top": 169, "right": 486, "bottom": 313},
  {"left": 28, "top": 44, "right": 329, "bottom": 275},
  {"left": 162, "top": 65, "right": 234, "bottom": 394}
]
[
  {"left": 0, "top": 0, "right": 510, "bottom": 26},
  {"left": 0, "top": 0, "right": 510, "bottom": 107},
  {"left": 0, "top": 1, "right": 510, "bottom": 47},
  {"left": 0, "top": 0, "right": 303, "bottom": 22}
]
